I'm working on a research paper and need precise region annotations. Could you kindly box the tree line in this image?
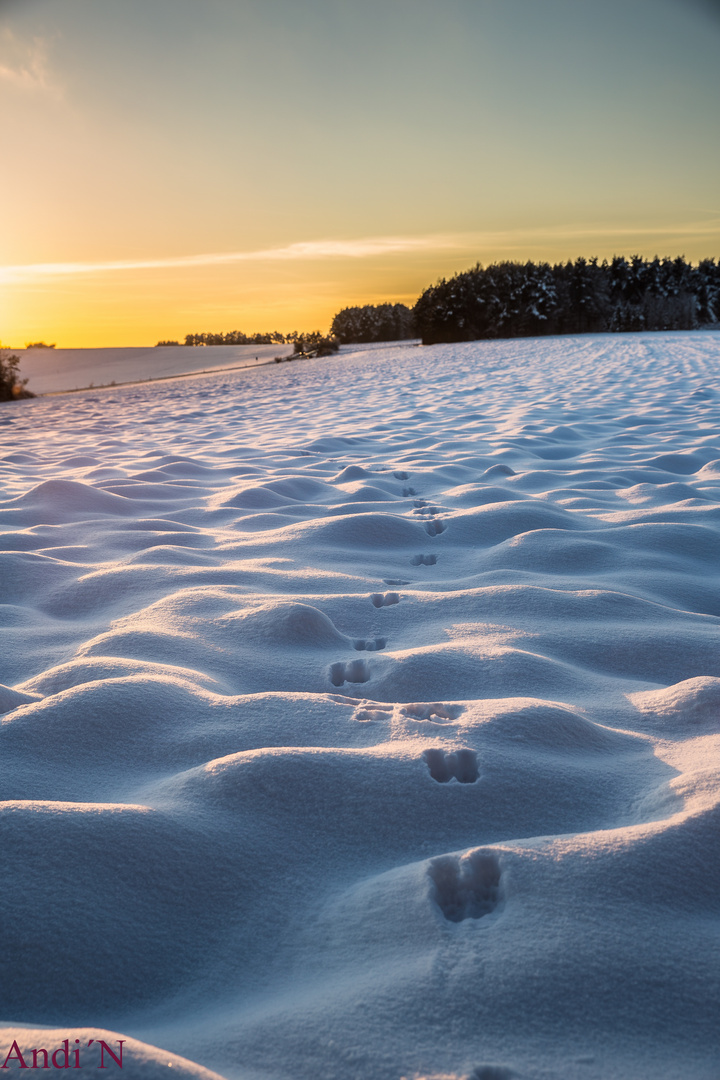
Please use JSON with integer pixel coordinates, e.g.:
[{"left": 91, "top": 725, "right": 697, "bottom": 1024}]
[
  {"left": 157, "top": 329, "right": 339, "bottom": 356},
  {"left": 157, "top": 255, "right": 718, "bottom": 350},
  {"left": 161, "top": 304, "right": 416, "bottom": 349},
  {"left": 329, "top": 303, "right": 415, "bottom": 343},
  {"left": 413, "top": 255, "right": 719, "bottom": 344},
  {"left": 158, "top": 330, "right": 290, "bottom": 346}
]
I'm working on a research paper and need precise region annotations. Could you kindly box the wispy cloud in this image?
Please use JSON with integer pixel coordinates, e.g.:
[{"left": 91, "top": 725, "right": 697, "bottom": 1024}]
[
  {"left": 0, "top": 30, "right": 59, "bottom": 96},
  {"left": 2, "top": 221, "right": 719, "bottom": 284},
  {"left": 0, "top": 235, "right": 464, "bottom": 283}
]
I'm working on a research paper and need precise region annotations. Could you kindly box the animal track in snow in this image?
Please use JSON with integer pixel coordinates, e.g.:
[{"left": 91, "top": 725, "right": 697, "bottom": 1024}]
[
  {"left": 402, "top": 702, "right": 463, "bottom": 722},
  {"left": 394, "top": 471, "right": 409, "bottom": 480},
  {"left": 425, "top": 519, "right": 446, "bottom": 536},
  {"left": 413, "top": 504, "right": 442, "bottom": 517},
  {"left": 423, "top": 747, "right": 479, "bottom": 783},
  {"left": 402, "top": 487, "right": 417, "bottom": 496},
  {"left": 354, "top": 704, "right": 393, "bottom": 722},
  {"left": 353, "top": 637, "right": 386, "bottom": 651},
  {"left": 329, "top": 659, "right": 370, "bottom": 686},
  {"left": 370, "top": 592, "right": 400, "bottom": 607},
  {"left": 411, "top": 553, "right": 437, "bottom": 565},
  {"left": 429, "top": 849, "right": 501, "bottom": 922}
]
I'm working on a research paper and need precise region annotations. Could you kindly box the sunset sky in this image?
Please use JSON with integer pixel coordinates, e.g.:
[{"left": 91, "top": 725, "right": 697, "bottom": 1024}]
[{"left": 1, "top": 0, "right": 719, "bottom": 347}]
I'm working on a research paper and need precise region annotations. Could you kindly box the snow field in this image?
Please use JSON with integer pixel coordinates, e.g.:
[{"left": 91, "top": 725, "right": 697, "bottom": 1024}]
[{"left": 1, "top": 332, "right": 720, "bottom": 1079}]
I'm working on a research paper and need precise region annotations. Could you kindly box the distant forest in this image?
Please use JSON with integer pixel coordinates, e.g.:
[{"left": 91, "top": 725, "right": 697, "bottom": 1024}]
[
  {"left": 413, "top": 255, "right": 719, "bottom": 344},
  {"left": 330, "top": 303, "right": 415, "bottom": 344},
  {"left": 160, "top": 255, "right": 719, "bottom": 350},
  {"left": 178, "top": 330, "right": 290, "bottom": 346}
]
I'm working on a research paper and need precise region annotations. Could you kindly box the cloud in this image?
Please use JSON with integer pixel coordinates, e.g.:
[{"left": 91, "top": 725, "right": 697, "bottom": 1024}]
[
  {"left": 0, "top": 29, "right": 60, "bottom": 96},
  {"left": 0, "top": 235, "right": 464, "bottom": 283},
  {"left": 2, "top": 222, "right": 719, "bottom": 284}
]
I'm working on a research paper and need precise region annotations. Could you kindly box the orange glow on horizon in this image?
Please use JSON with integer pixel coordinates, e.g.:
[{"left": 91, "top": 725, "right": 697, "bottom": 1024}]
[{"left": 3, "top": 226, "right": 719, "bottom": 348}]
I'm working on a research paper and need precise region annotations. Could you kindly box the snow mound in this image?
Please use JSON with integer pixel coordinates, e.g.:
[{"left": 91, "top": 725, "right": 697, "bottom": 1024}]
[{"left": 0, "top": 1029, "right": 228, "bottom": 1080}]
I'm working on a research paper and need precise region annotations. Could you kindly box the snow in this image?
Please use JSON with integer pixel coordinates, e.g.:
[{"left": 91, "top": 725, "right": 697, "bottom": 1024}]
[
  {"left": 12, "top": 344, "right": 294, "bottom": 396},
  {"left": 1, "top": 331, "right": 719, "bottom": 1080}
]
